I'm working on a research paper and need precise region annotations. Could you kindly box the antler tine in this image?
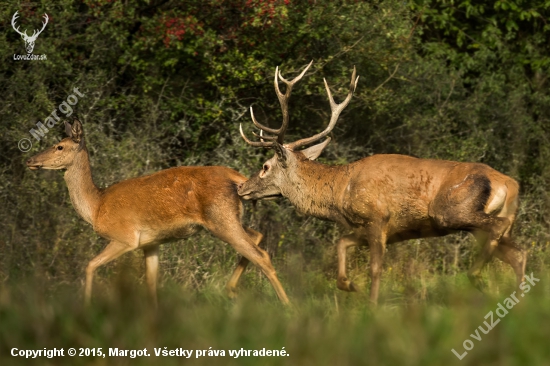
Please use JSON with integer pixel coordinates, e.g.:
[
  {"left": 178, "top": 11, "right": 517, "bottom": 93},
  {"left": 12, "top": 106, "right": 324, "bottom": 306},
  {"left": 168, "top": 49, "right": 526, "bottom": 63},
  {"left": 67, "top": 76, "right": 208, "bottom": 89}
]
[
  {"left": 273, "top": 60, "right": 313, "bottom": 144},
  {"left": 286, "top": 66, "right": 359, "bottom": 150},
  {"left": 239, "top": 124, "right": 274, "bottom": 148},
  {"left": 253, "top": 130, "right": 278, "bottom": 141},
  {"left": 250, "top": 106, "right": 280, "bottom": 135},
  {"left": 275, "top": 60, "right": 313, "bottom": 93},
  {"left": 245, "top": 61, "right": 313, "bottom": 146}
]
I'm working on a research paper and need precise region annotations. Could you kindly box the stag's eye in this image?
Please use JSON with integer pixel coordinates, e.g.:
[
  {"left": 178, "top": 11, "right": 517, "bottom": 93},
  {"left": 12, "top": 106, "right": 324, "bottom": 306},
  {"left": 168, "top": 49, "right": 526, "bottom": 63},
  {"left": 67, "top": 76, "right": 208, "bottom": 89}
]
[
  {"left": 57, "top": 146, "right": 63, "bottom": 151},
  {"left": 263, "top": 164, "right": 269, "bottom": 172}
]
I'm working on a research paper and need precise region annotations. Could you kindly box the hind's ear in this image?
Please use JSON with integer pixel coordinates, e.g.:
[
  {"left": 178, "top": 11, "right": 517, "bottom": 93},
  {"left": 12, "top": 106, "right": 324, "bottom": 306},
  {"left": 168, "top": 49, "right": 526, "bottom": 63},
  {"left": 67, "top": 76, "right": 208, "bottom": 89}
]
[
  {"left": 64, "top": 121, "right": 73, "bottom": 137},
  {"left": 70, "top": 120, "right": 84, "bottom": 143}
]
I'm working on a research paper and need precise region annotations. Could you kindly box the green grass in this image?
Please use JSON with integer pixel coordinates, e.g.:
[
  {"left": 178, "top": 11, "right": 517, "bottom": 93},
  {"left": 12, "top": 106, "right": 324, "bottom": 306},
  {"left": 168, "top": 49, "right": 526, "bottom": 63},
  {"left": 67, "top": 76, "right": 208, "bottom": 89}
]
[{"left": 1, "top": 267, "right": 549, "bottom": 366}]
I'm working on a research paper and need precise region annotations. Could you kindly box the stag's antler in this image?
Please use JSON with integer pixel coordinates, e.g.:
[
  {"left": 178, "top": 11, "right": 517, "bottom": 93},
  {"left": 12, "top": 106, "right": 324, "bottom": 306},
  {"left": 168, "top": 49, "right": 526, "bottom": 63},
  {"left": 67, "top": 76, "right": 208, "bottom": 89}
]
[
  {"left": 240, "top": 61, "right": 313, "bottom": 147},
  {"left": 286, "top": 67, "right": 358, "bottom": 150},
  {"left": 240, "top": 62, "right": 359, "bottom": 150}
]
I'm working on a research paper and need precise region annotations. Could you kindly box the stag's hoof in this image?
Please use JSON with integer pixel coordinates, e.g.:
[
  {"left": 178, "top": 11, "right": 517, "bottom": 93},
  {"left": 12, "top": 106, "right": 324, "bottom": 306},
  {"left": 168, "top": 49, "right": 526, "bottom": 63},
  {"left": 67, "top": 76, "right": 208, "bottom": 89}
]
[
  {"left": 468, "top": 274, "right": 486, "bottom": 292},
  {"left": 337, "top": 278, "right": 358, "bottom": 292},
  {"left": 348, "top": 281, "right": 359, "bottom": 292}
]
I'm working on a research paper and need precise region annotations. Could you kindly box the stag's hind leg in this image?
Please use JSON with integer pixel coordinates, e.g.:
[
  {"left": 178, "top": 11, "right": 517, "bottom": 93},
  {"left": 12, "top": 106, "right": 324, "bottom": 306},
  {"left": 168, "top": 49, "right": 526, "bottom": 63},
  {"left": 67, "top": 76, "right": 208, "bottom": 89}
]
[
  {"left": 430, "top": 174, "right": 511, "bottom": 290},
  {"left": 469, "top": 229, "right": 506, "bottom": 290},
  {"left": 492, "top": 181, "right": 526, "bottom": 286},
  {"left": 493, "top": 235, "right": 526, "bottom": 285},
  {"left": 470, "top": 229, "right": 525, "bottom": 289},
  {"left": 225, "top": 227, "right": 263, "bottom": 298},
  {"left": 469, "top": 178, "right": 525, "bottom": 288}
]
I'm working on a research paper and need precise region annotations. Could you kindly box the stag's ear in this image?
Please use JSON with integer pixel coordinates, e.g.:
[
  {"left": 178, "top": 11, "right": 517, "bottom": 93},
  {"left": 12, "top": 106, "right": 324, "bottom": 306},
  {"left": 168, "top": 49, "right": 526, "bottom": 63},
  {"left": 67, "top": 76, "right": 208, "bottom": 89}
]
[
  {"left": 273, "top": 142, "right": 289, "bottom": 168},
  {"left": 300, "top": 137, "right": 331, "bottom": 161},
  {"left": 64, "top": 121, "right": 73, "bottom": 137}
]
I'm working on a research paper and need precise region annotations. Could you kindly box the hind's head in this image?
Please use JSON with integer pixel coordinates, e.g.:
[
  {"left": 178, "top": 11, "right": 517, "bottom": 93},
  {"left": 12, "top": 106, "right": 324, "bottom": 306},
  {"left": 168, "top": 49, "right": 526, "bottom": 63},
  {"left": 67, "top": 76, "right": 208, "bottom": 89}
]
[{"left": 26, "top": 120, "right": 85, "bottom": 171}]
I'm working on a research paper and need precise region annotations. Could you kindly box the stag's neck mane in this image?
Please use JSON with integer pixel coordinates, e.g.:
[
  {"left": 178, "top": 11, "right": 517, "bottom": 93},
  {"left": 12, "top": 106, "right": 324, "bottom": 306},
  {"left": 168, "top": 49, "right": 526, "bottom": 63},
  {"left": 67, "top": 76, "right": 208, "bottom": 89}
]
[
  {"left": 282, "top": 158, "right": 349, "bottom": 221},
  {"left": 63, "top": 147, "right": 102, "bottom": 226}
]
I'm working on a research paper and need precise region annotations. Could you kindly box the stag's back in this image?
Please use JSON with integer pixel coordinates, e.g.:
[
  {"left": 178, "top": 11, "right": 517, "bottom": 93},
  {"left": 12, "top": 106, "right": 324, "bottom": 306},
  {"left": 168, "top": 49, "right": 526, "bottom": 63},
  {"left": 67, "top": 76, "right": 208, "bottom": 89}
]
[{"left": 342, "top": 154, "right": 514, "bottom": 231}]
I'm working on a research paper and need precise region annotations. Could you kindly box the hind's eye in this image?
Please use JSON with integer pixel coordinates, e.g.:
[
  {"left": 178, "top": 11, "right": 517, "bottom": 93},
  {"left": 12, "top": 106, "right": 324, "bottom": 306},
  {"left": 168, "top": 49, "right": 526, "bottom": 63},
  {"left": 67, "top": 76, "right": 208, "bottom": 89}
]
[{"left": 57, "top": 146, "right": 63, "bottom": 151}]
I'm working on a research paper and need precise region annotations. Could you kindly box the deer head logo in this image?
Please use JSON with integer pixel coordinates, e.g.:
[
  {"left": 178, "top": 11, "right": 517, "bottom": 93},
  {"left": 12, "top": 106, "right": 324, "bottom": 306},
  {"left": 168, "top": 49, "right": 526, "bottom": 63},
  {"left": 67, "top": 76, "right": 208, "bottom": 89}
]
[{"left": 11, "top": 11, "right": 49, "bottom": 54}]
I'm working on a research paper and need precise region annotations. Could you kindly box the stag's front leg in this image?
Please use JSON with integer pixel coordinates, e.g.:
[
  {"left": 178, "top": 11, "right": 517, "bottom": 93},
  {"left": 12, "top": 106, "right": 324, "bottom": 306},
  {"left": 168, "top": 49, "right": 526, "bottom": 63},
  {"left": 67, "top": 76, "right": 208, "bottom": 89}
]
[
  {"left": 368, "top": 238, "right": 386, "bottom": 305},
  {"left": 336, "top": 234, "right": 363, "bottom": 292}
]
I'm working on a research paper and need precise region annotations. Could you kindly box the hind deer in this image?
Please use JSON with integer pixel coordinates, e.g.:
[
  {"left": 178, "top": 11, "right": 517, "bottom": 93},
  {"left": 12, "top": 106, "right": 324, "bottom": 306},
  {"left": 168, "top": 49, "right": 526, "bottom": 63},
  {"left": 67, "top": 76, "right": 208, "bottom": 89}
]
[
  {"left": 26, "top": 120, "right": 289, "bottom": 307},
  {"left": 237, "top": 61, "right": 526, "bottom": 304}
]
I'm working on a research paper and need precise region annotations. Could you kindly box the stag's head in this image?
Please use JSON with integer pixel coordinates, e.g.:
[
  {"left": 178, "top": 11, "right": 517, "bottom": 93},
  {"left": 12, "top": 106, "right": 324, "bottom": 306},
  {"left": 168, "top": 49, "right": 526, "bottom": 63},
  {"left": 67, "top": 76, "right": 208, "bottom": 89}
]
[
  {"left": 12, "top": 11, "right": 49, "bottom": 54},
  {"left": 26, "top": 120, "right": 86, "bottom": 171},
  {"left": 238, "top": 62, "right": 358, "bottom": 200}
]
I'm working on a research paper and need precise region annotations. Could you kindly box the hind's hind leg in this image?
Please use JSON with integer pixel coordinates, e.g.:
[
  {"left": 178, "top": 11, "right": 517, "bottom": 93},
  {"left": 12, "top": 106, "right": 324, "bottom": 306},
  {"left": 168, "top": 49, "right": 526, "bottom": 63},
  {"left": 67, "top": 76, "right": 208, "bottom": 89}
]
[
  {"left": 225, "top": 227, "right": 263, "bottom": 298},
  {"left": 207, "top": 222, "right": 288, "bottom": 304}
]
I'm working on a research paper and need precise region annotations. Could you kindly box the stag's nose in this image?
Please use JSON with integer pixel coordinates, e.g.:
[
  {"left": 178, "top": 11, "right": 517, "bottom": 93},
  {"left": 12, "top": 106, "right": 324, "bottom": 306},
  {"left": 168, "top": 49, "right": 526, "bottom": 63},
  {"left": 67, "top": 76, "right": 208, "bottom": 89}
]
[{"left": 26, "top": 158, "right": 33, "bottom": 165}]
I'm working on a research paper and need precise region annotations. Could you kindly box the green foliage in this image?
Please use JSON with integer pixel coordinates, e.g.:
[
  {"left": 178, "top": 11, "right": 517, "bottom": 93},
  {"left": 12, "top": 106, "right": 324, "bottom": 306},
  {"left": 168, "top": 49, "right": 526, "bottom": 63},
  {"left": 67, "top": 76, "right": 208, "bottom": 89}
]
[{"left": 1, "top": 268, "right": 550, "bottom": 365}]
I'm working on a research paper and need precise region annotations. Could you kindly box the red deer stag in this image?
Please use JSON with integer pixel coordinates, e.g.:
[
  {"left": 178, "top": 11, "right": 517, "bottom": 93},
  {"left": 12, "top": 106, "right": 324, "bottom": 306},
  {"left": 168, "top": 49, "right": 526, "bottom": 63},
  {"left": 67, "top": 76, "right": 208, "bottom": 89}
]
[
  {"left": 237, "top": 61, "right": 526, "bottom": 304},
  {"left": 26, "top": 120, "right": 289, "bottom": 307}
]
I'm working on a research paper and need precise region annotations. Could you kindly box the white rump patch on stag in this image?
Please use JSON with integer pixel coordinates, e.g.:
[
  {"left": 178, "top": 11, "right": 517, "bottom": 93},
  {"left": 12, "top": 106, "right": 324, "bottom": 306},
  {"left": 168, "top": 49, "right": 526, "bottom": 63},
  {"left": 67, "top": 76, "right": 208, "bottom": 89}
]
[{"left": 485, "top": 186, "right": 506, "bottom": 215}]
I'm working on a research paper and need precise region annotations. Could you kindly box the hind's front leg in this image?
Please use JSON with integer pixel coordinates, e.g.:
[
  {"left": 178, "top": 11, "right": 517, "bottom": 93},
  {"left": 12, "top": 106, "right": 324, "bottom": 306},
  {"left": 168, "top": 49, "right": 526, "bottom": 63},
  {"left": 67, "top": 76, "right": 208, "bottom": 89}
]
[
  {"left": 85, "top": 240, "right": 134, "bottom": 306},
  {"left": 144, "top": 245, "right": 160, "bottom": 309}
]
